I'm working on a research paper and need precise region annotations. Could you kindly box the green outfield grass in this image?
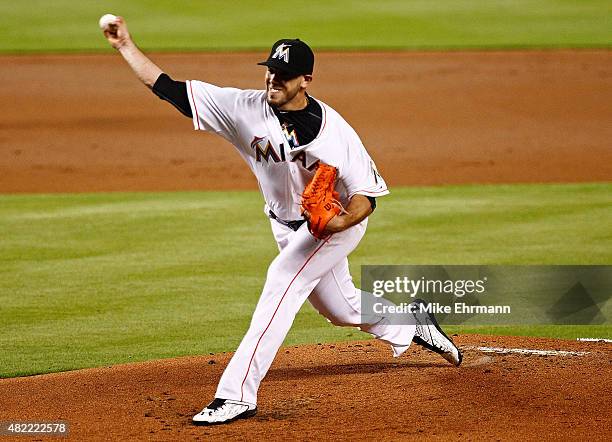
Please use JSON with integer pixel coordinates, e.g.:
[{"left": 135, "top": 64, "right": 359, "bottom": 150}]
[
  {"left": 0, "top": 183, "right": 610, "bottom": 377},
  {"left": 0, "top": 1, "right": 610, "bottom": 53}
]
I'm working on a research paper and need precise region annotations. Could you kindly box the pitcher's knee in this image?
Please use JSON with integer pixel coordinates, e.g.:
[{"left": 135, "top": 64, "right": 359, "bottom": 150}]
[{"left": 321, "top": 311, "right": 361, "bottom": 327}]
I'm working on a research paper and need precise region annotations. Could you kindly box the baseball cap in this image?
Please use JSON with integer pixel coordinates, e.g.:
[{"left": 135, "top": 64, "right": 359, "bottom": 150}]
[{"left": 258, "top": 39, "right": 314, "bottom": 76}]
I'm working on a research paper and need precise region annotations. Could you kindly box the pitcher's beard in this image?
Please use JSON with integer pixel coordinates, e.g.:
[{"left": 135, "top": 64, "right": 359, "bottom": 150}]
[{"left": 266, "top": 86, "right": 300, "bottom": 108}]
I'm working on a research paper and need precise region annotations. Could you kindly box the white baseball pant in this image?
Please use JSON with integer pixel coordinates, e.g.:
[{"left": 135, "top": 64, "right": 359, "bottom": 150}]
[{"left": 215, "top": 218, "right": 416, "bottom": 405}]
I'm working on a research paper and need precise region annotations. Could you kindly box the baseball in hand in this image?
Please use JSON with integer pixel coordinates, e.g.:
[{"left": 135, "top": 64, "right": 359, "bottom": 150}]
[{"left": 98, "top": 14, "right": 118, "bottom": 30}]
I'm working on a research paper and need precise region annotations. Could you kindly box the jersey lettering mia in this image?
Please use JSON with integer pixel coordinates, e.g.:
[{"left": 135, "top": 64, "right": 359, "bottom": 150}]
[{"left": 186, "top": 80, "right": 389, "bottom": 221}]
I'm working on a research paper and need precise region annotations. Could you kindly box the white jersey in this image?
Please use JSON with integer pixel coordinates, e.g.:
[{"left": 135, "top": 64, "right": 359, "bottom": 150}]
[
  {"left": 186, "top": 80, "right": 389, "bottom": 221},
  {"left": 180, "top": 79, "right": 436, "bottom": 412}
]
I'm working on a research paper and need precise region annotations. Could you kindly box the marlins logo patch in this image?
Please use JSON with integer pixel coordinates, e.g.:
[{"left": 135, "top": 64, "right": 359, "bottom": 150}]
[
  {"left": 281, "top": 123, "right": 299, "bottom": 149},
  {"left": 272, "top": 43, "right": 290, "bottom": 62}
]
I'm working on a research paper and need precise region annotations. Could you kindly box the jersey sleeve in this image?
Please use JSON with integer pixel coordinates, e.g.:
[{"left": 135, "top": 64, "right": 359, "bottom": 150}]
[
  {"left": 185, "top": 80, "right": 241, "bottom": 142},
  {"left": 152, "top": 73, "right": 192, "bottom": 118},
  {"left": 338, "top": 130, "right": 390, "bottom": 199}
]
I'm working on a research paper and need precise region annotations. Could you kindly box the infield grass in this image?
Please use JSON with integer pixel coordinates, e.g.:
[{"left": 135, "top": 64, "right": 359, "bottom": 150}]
[
  {"left": 1, "top": 183, "right": 610, "bottom": 377},
  {"left": 0, "top": 0, "right": 610, "bottom": 53}
]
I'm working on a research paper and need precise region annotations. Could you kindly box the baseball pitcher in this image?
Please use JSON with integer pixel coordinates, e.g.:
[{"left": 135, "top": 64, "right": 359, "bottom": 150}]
[{"left": 101, "top": 16, "right": 461, "bottom": 426}]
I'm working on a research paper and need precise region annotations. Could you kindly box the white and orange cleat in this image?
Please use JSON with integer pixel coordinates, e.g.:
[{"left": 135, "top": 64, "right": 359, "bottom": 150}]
[
  {"left": 411, "top": 298, "right": 463, "bottom": 366},
  {"left": 192, "top": 398, "right": 257, "bottom": 426}
]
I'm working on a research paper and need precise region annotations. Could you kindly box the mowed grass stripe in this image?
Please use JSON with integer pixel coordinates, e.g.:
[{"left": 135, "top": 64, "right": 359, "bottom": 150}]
[
  {"left": 0, "top": 183, "right": 610, "bottom": 377},
  {"left": 0, "top": 0, "right": 610, "bottom": 53}
]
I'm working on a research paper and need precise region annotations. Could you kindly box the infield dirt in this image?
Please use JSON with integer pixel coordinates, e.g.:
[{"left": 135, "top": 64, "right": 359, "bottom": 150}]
[
  {"left": 1, "top": 51, "right": 611, "bottom": 440},
  {"left": 1, "top": 336, "right": 610, "bottom": 440},
  {"left": 0, "top": 50, "right": 610, "bottom": 192}
]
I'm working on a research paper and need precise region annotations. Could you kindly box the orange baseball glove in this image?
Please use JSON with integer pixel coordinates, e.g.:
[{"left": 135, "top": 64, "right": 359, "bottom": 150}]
[{"left": 301, "top": 163, "right": 345, "bottom": 239}]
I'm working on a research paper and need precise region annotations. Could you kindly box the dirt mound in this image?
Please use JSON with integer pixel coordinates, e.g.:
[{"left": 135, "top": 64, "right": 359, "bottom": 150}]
[
  {"left": 1, "top": 50, "right": 610, "bottom": 193},
  {"left": 1, "top": 335, "right": 610, "bottom": 440}
]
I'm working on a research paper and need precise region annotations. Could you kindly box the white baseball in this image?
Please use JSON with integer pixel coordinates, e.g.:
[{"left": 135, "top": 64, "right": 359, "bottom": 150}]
[{"left": 99, "top": 14, "right": 118, "bottom": 30}]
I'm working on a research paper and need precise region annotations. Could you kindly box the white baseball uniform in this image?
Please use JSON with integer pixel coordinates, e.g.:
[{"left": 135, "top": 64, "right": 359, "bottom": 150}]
[{"left": 186, "top": 81, "right": 416, "bottom": 405}]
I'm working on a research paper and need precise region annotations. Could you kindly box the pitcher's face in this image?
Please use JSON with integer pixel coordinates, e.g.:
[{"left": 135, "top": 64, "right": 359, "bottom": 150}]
[{"left": 265, "top": 68, "right": 311, "bottom": 110}]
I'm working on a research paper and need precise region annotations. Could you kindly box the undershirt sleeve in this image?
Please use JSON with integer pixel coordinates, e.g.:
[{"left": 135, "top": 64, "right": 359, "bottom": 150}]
[
  {"left": 367, "top": 196, "right": 377, "bottom": 211},
  {"left": 152, "top": 73, "right": 192, "bottom": 118}
]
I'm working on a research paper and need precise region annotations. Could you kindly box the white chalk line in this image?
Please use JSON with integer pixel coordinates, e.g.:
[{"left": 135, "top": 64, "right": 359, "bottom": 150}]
[
  {"left": 577, "top": 338, "right": 612, "bottom": 343},
  {"left": 464, "top": 346, "right": 589, "bottom": 356}
]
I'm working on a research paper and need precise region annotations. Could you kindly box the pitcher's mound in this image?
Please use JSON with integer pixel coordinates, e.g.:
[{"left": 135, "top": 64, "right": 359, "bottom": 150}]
[{"left": 1, "top": 335, "right": 610, "bottom": 440}]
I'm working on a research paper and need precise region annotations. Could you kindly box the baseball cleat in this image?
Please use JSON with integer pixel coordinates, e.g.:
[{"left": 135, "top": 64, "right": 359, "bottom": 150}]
[
  {"left": 411, "top": 299, "right": 462, "bottom": 366},
  {"left": 192, "top": 398, "right": 257, "bottom": 426}
]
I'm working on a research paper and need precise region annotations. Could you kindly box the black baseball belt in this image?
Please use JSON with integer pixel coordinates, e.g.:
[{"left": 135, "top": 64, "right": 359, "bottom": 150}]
[{"left": 269, "top": 210, "right": 306, "bottom": 232}]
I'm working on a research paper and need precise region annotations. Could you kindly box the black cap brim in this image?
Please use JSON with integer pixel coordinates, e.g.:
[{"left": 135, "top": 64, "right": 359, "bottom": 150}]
[{"left": 257, "top": 59, "right": 305, "bottom": 77}]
